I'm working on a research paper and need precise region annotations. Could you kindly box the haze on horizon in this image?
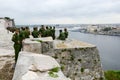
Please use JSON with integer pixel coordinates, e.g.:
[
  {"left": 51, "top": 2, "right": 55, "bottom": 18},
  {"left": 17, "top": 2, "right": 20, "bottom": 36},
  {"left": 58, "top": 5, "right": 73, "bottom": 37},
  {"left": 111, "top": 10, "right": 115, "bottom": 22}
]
[{"left": 0, "top": 0, "right": 120, "bottom": 25}]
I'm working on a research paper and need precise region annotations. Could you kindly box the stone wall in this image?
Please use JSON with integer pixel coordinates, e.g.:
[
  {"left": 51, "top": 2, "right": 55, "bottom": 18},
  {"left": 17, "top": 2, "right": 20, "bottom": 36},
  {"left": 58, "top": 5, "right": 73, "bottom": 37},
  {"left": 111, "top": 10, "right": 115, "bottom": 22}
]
[
  {"left": 12, "top": 51, "right": 70, "bottom": 80},
  {"left": 48, "top": 40, "right": 104, "bottom": 80},
  {"left": 23, "top": 37, "right": 53, "bottom": 54},
  {"left": 23, "top": 38, "right": 104, "bottom": 80},
  {"left": 53, "top": 47, "right": 104, "bottom": 80},
  {"left": 0, "top": 49, "right": 14, "bottom": 80}
]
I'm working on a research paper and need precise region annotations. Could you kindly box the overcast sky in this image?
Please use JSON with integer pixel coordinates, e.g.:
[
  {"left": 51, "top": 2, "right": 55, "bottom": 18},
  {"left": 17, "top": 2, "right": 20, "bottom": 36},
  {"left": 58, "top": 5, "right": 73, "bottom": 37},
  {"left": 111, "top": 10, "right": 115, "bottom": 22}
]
[{"left": 0, "top": 0, "right": 120, "bottom": 24}]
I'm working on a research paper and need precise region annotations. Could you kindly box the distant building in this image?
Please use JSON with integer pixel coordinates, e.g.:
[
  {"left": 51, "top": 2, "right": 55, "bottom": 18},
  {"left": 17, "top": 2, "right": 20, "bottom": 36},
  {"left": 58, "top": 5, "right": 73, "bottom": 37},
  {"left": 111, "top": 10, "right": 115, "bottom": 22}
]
[
  {"left": 0, "top": 17, "right": 15, "bottom": 29},
  {"left": 87, "top": 25, "right": 103, "bottom": 33}
]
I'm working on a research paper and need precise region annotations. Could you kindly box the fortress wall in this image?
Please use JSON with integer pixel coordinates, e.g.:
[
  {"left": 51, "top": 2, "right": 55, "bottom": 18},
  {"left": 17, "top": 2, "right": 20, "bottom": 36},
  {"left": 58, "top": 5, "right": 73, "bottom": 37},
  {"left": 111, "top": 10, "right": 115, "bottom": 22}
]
[
  {"left": 22, "top": 38, "right": 104, "bottom": 80},
  {"left": 0, "top": 49, "right": 14, "bottom": 80},
  {"left": 53, "top": 47, "right": 104, "bottom": 80}
]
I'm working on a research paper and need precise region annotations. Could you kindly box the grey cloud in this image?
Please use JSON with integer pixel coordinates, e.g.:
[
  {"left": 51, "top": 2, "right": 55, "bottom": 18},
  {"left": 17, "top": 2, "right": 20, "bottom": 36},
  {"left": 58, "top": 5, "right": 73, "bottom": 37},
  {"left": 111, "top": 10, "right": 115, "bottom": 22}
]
[{"left": 0, "top": 0, "right": 120, "bottom": 24}]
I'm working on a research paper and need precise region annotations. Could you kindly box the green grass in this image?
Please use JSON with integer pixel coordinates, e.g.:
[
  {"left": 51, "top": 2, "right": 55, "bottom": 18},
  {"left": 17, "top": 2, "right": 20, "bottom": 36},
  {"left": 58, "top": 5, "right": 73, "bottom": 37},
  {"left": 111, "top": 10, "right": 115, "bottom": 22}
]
[
  {"left": 104, "top": 70, "right": 120, "bottom": 80},
  {"left": 48, "top": 67, "right": 60, "bottom": 78},
  {"left": 48, "top": 71, "right": 58, "bottom": 78},
  {"left": 36, "top": 40, "right": 43, "bottom": 42},
  {"left": 50, "top": 67, "right": 60, "bottom": 72}
]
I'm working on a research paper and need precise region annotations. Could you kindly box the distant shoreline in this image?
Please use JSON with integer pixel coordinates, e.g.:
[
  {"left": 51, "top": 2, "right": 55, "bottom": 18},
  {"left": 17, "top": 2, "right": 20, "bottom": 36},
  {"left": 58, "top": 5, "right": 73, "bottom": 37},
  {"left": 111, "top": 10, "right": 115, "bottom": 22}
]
[{"left": 72, "top": 31, "right": 120, "bottom": 37}]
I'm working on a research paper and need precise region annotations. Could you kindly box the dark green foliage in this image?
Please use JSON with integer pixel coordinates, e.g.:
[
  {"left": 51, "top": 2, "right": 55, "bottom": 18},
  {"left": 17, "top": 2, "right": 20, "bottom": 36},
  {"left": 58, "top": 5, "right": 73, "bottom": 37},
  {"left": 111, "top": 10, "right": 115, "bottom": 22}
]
[
  {"left": 105, "top": 70, "right": 120, "bottom": 80},
  {"left": 48, "top": 67, "right": 60, "bottom": 78},
  {"left": 70, "top": 54, "right": 74, "bottom": 61},
  {"left": 4, "top": 17, "right": 10, "bottom": 20},
  {"left": 50, "top": 67, "right": 60, "bottom": 72},
  {"left": 94, "top": 29, "right": 97, "bottom": 32},
  {"left": 36, "top": 40, "right": 43, "bottom": 43},
  {"left": 102, "top": 27, "right": 112, "bottom": 31},
  {"left": 81, "top": 68, "right": 84, "bottom": 73},
  {"left": 61, "top": 65, "right": 65, "bottom": 71},
  {"left": 62, "top": 49, "right": 67, "bottom": 52},
  {"left": 48, "top": 71, "right": 58, "bottom": 78},
  {"left": 53, "top": 55, "right": 58, "bottom": 59}
]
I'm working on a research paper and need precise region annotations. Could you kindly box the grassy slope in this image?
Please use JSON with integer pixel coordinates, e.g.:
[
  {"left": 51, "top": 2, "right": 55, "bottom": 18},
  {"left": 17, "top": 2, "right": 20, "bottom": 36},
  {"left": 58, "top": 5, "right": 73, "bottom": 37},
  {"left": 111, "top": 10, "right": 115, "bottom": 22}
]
[{"left": 104, "top": 70, "right": 120, "bottom": 80}]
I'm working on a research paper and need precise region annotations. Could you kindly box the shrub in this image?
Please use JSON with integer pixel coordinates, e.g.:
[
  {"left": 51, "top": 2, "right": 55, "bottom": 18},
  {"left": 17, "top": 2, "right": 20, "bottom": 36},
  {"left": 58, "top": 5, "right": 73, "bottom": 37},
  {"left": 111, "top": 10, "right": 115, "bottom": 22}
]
[{"left": 104, "top": 70, "right": 120, "bottom": 80}]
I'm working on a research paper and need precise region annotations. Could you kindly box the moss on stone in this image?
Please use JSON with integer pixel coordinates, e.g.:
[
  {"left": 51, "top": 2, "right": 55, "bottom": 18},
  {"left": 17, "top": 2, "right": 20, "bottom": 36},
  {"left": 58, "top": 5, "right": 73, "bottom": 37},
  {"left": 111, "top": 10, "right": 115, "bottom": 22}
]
[
  {"left": 48, "top": 71, "right": 59, "bottom": 78},
  {"left": 104, "top": 70, "right": 120, "bottom": 80},
  {"left": 61, "top": 65, "right": 65, "bottom": 71},
  {"left": 81, "top": 68, "right": 84, "bottom": 73},
  {"left": 70, "top": 54, "right": 74, "bottom": 61},
  {"left": 53, "top": 55, "right": 58, "bottom": 59},
  {"left": 50, "top": 67, "right": 60, "bottom": 72},
  {"left": 94, "top": 60, "right": 97, "bottom": 64},
  {"left": 61, "top": 49, "right": 67, "bottom": 52},
  {"left": 48, "top": 67, "right": 60, "bottom": 78},
  {"left": 37, "top": 40, "right": 43, "bottom": 42}
]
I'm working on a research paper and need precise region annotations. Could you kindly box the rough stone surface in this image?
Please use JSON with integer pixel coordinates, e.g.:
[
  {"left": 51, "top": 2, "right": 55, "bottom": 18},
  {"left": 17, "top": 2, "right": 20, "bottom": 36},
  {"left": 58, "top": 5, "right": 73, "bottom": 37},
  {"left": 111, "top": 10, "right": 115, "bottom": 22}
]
[
  {"left": 12, "top": 51, "right": 70, "bottom": 80},
  {"left": 22, "top": 38, "right": 104, "bottom": 80},
  {"left": 0, "top": 28, "right": 14, "bottom": 50},
  {"left": 23, "top": 37, "right": 53, "bottom": 54},
  {"left": 0, "top": 48, "right": 15, "bottom": 80},
  {"left": 52, "top": 40, "right": 104, "bottom": 80},
  {"left": 54, "top": 39, "right": 95, "bottom": 49},
  {"left": 23, "top": 38, "right": 41, "bottom": 53}
]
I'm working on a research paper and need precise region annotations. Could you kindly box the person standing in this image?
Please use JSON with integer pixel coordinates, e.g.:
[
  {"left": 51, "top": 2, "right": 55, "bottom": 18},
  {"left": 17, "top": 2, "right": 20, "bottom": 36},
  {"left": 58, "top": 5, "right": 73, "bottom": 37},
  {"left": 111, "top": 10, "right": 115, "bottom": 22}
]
[
  {"left": 51, "top": 26, "right": 56, "bottom": 40},
  {"left": 58, "top": 30, "right": 66, "bottom": 40},
  {"left": 32, "top": 27, "right": 39, "bottom": 38},
  {"left": 12, "top": 28, "right": 22, "bottom": 63},
  {"left": 19, "top": 27, "right": 25, "bottom": 51},
  {"left": 25, "top": 26, "right": 30, "bottom": 38},
  {"left": 39, "top": 25, "right": 45, "bottom": 37},
  {"left": 64, "top": 28, "right": 68, "bottom": 38}
]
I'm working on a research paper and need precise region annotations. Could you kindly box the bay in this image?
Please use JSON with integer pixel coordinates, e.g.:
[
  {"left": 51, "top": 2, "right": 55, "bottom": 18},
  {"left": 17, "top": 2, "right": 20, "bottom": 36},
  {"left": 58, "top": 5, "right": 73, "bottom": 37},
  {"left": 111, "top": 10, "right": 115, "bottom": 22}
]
[{"left": 69, "top": 31, "right": 120, "bottom": 70}]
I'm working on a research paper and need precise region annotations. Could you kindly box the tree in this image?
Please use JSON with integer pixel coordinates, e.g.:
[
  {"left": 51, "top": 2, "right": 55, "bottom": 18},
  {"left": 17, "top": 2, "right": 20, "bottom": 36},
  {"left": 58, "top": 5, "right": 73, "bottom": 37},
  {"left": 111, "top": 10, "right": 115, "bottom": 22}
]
[
  {"left": 4, "top": 17, "right": 10, "bottom": 20},
  {"left": 102, "top": 27, "right": 112, "bottom": 31}
]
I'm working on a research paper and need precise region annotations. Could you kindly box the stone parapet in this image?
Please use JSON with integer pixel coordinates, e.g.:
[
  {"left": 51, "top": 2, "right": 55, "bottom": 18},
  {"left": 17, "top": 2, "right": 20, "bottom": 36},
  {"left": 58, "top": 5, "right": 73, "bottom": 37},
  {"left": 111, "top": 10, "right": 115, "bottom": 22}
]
[
  {"left": 23, "top": 37, "right": 53, "bottom": 54},
  {"left": 53, "top": 47, "right": 104, "bottom": 80},
  {"left": 12, "top": 51, "right": 71, "bottom": 80},
  {"left": 22, "top": 38, "right": 104, "bottom": 80}
]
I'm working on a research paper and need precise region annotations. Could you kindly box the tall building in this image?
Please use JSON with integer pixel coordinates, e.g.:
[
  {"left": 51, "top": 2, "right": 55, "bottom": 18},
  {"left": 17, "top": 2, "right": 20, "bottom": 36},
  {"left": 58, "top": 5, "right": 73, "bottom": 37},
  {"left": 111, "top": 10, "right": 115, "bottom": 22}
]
[{"left": 0, "top": 17, "right": 15, "bottom": 29}]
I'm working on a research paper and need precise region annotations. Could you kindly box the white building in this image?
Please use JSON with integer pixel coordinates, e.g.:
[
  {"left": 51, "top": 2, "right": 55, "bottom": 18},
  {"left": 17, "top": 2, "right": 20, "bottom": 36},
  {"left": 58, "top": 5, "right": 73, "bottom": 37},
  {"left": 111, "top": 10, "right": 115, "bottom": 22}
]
[
  {"left": 0, "top": 17, "right": 15, "bottom": 29},
  {"left": 87, "top": 25, "right": 102, "bottom": 33}
]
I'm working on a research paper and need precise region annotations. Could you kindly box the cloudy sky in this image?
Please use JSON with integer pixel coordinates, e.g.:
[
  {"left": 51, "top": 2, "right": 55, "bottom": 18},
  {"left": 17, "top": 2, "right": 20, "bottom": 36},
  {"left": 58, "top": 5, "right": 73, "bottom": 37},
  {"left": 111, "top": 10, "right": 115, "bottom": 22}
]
[{"left": 0, "top": 0, "right": 120, "bottom": 24}]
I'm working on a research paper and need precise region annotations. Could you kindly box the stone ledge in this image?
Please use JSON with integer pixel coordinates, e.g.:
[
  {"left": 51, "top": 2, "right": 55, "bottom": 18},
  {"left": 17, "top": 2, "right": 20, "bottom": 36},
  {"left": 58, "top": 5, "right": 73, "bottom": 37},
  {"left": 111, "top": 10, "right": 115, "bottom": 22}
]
[
  {"left": 54, "top": 39, "right": 96, "bottom": 49},
  {"left": 12, "top": 51, "right": 70, "bottom": 80},
  {"left": 23, "top": 37, "right": 53, "bottom": 44},
  {"left": 0, "top": 48, "right": 14, "bottom": 56}
]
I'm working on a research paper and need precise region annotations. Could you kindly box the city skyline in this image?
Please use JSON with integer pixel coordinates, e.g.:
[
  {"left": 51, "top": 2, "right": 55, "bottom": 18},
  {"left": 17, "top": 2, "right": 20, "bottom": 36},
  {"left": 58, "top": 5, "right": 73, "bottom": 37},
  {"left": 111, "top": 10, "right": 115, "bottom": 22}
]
[{"left": 0, "top": 0, "right": 120, "bottom": 24}]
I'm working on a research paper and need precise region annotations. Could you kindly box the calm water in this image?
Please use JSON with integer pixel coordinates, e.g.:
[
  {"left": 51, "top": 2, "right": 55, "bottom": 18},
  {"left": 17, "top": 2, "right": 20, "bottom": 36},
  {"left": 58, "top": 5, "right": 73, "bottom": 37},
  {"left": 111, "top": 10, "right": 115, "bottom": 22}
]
[{"left": 68, "top": 31, "right": 120, "bottom": 70}]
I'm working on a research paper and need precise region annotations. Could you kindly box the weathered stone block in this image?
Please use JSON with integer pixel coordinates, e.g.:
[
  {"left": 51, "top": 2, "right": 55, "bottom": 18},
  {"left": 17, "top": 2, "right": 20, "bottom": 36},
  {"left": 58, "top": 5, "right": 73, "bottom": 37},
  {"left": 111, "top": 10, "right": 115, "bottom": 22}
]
[
  {"left": 23, "top": 38, "right": 41, "bottom": 53},
  {"left": 0, "top": 48, "right": 15, "bottom": 80},
  {"left": 23, "top": 37, "right": 53, "bottom": 54},
  {"left": 12, "top": 51, "right": 70, "bottom": 80}
]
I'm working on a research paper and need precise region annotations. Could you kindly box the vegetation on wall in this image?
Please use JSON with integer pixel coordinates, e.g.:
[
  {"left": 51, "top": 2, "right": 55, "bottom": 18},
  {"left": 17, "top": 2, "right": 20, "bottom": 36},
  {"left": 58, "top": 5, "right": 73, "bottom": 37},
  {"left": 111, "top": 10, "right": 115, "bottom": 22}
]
[{"left": 105, "top": 70, "right": 120, "bottom": 80}]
